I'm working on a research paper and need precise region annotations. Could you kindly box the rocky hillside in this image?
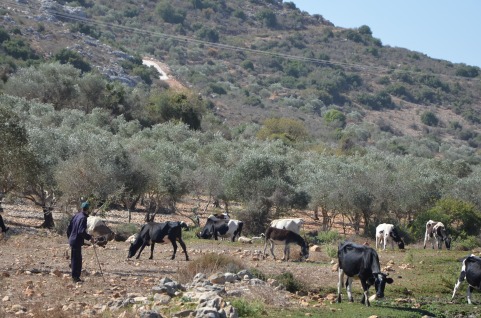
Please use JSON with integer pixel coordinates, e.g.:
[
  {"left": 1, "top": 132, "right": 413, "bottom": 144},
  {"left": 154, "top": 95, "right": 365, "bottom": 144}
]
[{"left": 2, "top": 0, "right": 481, "bottom": 151}]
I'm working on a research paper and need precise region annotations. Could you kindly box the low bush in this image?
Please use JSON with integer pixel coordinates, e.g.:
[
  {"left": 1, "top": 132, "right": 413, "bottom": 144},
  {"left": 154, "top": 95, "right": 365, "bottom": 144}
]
[
  {"left": 229, "top": 298, "right": 265, "bottom": 318},
  {"left": 315, "top": 230, "right": 339, "bottom": 244},
  {"left": 176, "top": 253, "right": 245, "bottom": 283},
  {"left": 113, "top": 223, "right": 138, "bottom": 238},
  {"left": 453, "top": 236, "right": 480, "bottom": 251},
  {"left": 324, "top": 244, "right": 338, "bottom": 258},
  {"left": 274, "top": 271, "right": 307, "bottom": 294}
]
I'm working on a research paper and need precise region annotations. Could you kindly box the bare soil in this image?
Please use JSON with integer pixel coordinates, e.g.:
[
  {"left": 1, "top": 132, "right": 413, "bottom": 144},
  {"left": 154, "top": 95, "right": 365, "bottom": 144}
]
[{"left": 0, "top": 202, "right": 339, "bottom": 317}]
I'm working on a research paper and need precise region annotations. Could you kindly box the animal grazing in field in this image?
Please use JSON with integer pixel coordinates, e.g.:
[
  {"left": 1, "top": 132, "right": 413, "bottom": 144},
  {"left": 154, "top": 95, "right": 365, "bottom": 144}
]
[
  {"left": 197, "top": 215, "right": 243, "bottom": 242},
  {"left": 337, "top": 241, "right": 393, "bottom": 306},
  {"left": 375, "top": 223, "right": 405, "bottom": 250},
  {"left": 128, "top": 221, "right": 189, "bottom": 260},
  {"left": 423, "top": 220, "right": 451, "bottom": 250},
  {"left": 452, "top": 254, "right": 481, "bottom": 304},
  {"left": 208, "top": 213, "right": 230, "bottom": 222},
  {"left": 87, "top": 216, "right": 115, "bottom": 247},
  {"left": 270, "top": 218, "right": 304, "bottom": 235},
  {"left": 263, "top": 227, "right": 309, "bottom": 261}
]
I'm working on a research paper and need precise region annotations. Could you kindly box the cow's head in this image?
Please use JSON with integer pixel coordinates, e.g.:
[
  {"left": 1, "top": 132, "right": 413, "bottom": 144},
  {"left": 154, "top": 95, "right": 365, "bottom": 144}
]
[
  {"left": 390, "top": 229, "right": 405, "bottom": 249},
  {"left": 197, "top": 222, "right": 214, "bottom": 239},
  {"left": 397, "top": 239, "right": 405, "bottom": 250},
  {"left": 444, "top": 236, "right": 452, "bottom": 250},
  {"left": 127, "top": 235, "right": 143, "bottom": 258},
  {"left": 179, "top": 221, "right": 189, "bottom": 231},
  {"left": 373, "top": 273, "right": 394, "bottom": 299},
  {"left": 299, "top": 239, "right": 309, "bottom": 261}
]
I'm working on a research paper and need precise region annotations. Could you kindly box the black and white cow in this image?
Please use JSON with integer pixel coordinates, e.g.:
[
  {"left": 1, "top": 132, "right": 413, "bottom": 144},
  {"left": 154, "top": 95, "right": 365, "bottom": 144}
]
[
  {"left": 423, "top": 220, "right": 451, "bottom": 250},
  {"left": 452, "top": 254, "right": 481, "bottom": 304},
  {"left": 87, "top": 216, "right": 115, "bottom": 247},
  {"left": 337, "top": 242, "right": 393, "bottom": 306},
  {"left": 375, "top": 223, "right": 405, "bottom": 250},
  {"left": 128, "top": 221, "right": 189, "bottom": 260},
  {"left": 270, "top": 218, "right": 304, "bottom": 235},
  {"left": 263, "top": 227, "right": 309, "bottom": 261},
  {"left": 197, "top": 214, "right": 243, "bottom": 242}
]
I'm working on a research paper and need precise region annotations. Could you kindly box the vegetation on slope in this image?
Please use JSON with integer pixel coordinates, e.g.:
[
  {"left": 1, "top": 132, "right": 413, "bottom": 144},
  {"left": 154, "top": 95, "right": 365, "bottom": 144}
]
[{"left": 1, "top": 0, "right": 481, "bottom": 245}]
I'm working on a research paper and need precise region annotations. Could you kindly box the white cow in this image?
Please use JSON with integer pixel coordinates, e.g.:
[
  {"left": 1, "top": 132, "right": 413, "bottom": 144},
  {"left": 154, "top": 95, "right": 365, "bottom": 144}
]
[
  {"left": 375, "top": 223, "right": 405, "bottom": 250},
  {"left": 270, "top": 218, "right": 304, "bottom": 235},
  {"left": 87, "top": 216, "right": 115, "bottom": 245},
  {"left": 423, "top": 220, "right": 451, "bottom": 250}
]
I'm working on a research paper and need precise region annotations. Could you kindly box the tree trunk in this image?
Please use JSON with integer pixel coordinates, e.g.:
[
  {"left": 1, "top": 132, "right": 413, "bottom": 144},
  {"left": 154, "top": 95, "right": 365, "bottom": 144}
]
[
  {"left": 362, "top": 210, "right": 371, "bottom": 235},
  {"left": 41, "top": 206, "right": 55, "bottom": 229},
  {"left": 313, "top": 206, "right": 319, "bottom": 221},
  {"left": 224, "top": 200, "right": 229, "bottom": 214}
]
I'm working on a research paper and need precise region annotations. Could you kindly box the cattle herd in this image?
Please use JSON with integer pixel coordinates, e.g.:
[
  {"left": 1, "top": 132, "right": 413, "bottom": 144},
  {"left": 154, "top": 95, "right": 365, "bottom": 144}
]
[{"left": 85, "top": 214, "right": 480, "bottom": 307}]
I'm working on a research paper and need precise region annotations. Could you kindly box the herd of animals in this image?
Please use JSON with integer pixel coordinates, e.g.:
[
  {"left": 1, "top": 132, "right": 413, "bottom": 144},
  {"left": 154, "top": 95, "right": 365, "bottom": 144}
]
[{"left": 83, "top": 213, "right": 480, "bottom": 307}]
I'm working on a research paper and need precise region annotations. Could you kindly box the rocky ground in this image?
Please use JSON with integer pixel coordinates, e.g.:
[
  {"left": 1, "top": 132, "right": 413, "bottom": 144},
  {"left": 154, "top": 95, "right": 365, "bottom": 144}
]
[{"left": 0, "top": 203, "right": 338, "bottom": 317}]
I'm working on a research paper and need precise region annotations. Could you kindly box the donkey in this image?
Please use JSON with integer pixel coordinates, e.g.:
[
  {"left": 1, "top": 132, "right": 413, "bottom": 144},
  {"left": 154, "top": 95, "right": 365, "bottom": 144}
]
[{"left": 263, "top": 227, "right": 309, "bottom": 261}]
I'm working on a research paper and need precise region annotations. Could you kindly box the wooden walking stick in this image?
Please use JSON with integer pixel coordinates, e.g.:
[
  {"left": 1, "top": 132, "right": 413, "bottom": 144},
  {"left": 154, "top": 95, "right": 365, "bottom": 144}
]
[{"left": 92, "top": 242, "right": 106, "bottom": 282}]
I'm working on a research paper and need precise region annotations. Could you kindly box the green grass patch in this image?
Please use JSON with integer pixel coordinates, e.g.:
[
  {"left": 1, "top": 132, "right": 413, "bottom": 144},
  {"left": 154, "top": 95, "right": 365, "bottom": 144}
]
[{"left": 230, "top": 298, "right": 266, "bottom": 318}]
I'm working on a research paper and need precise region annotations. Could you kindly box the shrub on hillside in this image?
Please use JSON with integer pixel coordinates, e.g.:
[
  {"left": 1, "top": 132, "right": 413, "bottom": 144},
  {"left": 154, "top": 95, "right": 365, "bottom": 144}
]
[
  {"left": 230, "top": 298, "right": 265, "bottom": 318},
  {"left": 274, "top": 271, "right": 307, "bottom": 293},
  {"left": 420, "top": 111, "right": 439, "bottom": 127},
  {"left": 176, "top": 253, "right": 245, "bottom": 284}
]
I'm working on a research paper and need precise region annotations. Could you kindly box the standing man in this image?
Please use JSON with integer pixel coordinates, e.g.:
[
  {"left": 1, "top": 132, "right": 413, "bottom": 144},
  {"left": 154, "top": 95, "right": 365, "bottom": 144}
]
[
  {"left": 0, "top": 213, "right": 9, "bottom": 233},
  {"left": 67, "top": 201, "right": 93, "bottom": 282},
  {"left": 0, "top": 194, "right": 9, "bottom": 233}
]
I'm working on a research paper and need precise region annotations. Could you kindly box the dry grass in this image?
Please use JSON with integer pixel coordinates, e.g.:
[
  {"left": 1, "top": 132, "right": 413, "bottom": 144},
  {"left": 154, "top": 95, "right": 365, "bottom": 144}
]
[{"left": 175, "top": 252, "right": 246, "bottom": 284}]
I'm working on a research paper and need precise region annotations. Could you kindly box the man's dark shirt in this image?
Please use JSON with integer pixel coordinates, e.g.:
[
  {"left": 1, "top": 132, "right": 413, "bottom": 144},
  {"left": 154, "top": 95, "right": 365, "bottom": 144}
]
[{"left": 67, "top": 212, "right": 92, "bottom": 247}]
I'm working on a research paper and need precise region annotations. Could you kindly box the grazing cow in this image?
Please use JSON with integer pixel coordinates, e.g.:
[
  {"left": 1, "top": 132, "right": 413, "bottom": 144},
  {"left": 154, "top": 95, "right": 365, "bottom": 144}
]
[
  {"left": 375, "top": 223, "right": 405, "bottom": 250},
  {"left": 197, "top": 216, "right": 243, "bottom": 242},
  {"left": 423, "top": 220, "right": 451, "bottom": 250},
  {"left": 128, "top": 221, "right": 189, "bottom": 260},
  {"left": 452, "top": 254, "right": 481, "bottom": 304},
  {"left": 208, "top": 213, "right": 230, "bottom": 222},
  {"left": 263, "top": 227, "right": 309, "bottom": 261},
  {"left": 87, "top": 216, "right": 115, "bottom": 247},
  {"left": 337, "top": 242, "right": 393, "bottom": 306},
  {"left": 270, "top": 218, "right": 304, "bottom": 235}
]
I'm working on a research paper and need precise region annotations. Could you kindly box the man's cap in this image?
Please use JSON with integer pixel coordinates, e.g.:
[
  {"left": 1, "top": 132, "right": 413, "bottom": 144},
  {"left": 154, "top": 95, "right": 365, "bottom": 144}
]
[{"left": 81, "top": 202, "right": 90, "bottom": 210}]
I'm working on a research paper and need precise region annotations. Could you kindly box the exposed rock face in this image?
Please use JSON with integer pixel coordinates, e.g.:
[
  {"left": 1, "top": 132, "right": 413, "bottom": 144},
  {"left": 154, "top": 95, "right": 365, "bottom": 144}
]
[{"left": 5, "top": 0, "right": 145, "bottom": 87}]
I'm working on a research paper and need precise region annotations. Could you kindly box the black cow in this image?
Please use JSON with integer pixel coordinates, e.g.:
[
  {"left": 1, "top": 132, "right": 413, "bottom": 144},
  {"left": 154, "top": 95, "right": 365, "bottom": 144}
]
[
  {"left": 197, "top": 215, "right": 243, "bottom": 242},
  {"left": 452, "top": 254, "right": 481, "bottom": 304},
  {"left": 337, "top": 242, "right": 393, "bottom": 306},
  {"left": 128, "top": 221, "right": 189, "bottom": 260}
]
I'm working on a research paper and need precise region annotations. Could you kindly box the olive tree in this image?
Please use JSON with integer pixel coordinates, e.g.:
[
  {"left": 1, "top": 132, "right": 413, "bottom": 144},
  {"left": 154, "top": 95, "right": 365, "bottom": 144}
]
[
  {"left": 0, "top": 98, "right": 38, "bottom": 206},
  {"left": 126, "top": 123, "right": 198, "bottom": 220},
  {"left": 1, "top": 96, "right": 68, "bottom": 227},
  {"left": 223, "top": 145, "right": 306, "bottom": 234},
  {"left": 191, "top": 136, "right": 235, "bottom": 213},
  {"left": 4, "top": 62, "right": 81, "bottom": 110},
  {"left": 293, "top": 154, "right": 341, "bottom": 230}
]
